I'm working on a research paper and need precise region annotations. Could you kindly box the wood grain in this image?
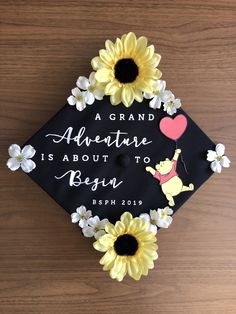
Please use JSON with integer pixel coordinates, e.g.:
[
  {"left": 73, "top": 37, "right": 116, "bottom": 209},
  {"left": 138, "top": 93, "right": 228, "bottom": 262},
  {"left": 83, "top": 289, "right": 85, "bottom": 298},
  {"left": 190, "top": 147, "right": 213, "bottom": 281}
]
[{"left": 0, "top": 1, "right": 236, "bottom": 313}]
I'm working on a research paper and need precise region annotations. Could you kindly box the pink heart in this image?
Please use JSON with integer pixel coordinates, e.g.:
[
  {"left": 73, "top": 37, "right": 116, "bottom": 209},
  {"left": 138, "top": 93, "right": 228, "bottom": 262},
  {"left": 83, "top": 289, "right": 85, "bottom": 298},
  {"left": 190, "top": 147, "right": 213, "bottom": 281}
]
[{"left": 160, "top": 114, "right": 188, "bottom": 141}]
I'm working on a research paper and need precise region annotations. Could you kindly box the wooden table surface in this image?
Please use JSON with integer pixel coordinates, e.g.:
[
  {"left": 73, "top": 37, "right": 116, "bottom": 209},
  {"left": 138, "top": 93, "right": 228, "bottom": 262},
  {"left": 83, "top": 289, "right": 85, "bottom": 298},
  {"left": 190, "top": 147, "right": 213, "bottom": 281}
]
[{"left": 0, "top": 1, "right": 236, "bottom": 313}]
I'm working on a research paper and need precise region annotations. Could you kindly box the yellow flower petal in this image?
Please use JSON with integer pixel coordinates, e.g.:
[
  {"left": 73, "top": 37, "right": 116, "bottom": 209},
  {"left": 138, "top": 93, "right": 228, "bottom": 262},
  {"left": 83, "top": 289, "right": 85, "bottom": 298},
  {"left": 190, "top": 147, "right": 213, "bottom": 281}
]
[
  {"left": 135, "top": 36, "right": 148, "bottom": 57},
  {"left": 142, "top": 247, "right": 158, "bottom": 260},
  {"left": 105, "top": 39, "right": 116, "bottom": 55},
  {"left": 120, "top": 212, "right": 133, "bottom": 227},
  {"left": 137, "top": 232, "right": 156, "bottom": 245},
  {"left": 140, "top": 65, "right": 156, "bottom": 77},
  {"left": 141, "top": 266, "right": 149, "bottom": 276},
  {"left": 154, "top": 68, "right": 162, "bottom": 80},
  {"left": 98, "top": 233, "right": 115, "bottom": 248},
  {"left": 139, "top": 253, "right": 155, "bottom": 269},
  {"left": 95, "top": 68, "right": 112, "bottom": 83},
  {"left": 116, "top": 269, "right": 127, "bottom": 281},
  {"left": 91, "top": 56, "right": 105, "bottom": 71},
  {"left": 93, "top": 240, "right": 109, "bottom": 252},
  {"left": 152, "top": 53, "right": 161, "bottom": 67},
  {"left": 127, "top": 217, "right": 147, "bottom": 233},
  {"left": 110, "top": 256, "right": 126, "bottom": 280},
  {"left": 127, "top": 257, "right": 142, "bottom": 280},
  {"left": 110, "top": 88, "right": 122, "bottom": 106},
  {"left": 133, "top": 88, "right": 143, "bottom": 102},
  {"left": 124, "top": 32, "right": 137, "bottom": 56},
  {"left": 121, "top": 33, "right": 127, "bottom": 45},
  {"left": 105, "top": 222, "right": 117, "bottom": 236},
  {"left": 137, "top": 79, "right": 153, "bottom": 94},
  {"left": 114, "top": 38, "right": 123, "bottom": 59},
  {"left": 99, "top": 49, "right": 114, "bottom": 65},
  {"left": 100, "top": 247, "right": 117, "bottom": 267},
  {"left": 145, "top": 45, "right": 155, "bottom": 61},
  {"left": 116, "top": 258, "right": 127, "bottom": 282},
  {"left": 114, "top": 221, "right": 126, "bottom": 234},
  {"left": 104, "top": 81, "right": 120, "bottom": 95},
  {"left": 93, "top": 234, "right": 115, "bottom": 252},
  {"left": 144, "top": 242, "right": 158, "bottom": 251},
  {"left": 121, "top": 85, "right": 135, "bottom": 107}
]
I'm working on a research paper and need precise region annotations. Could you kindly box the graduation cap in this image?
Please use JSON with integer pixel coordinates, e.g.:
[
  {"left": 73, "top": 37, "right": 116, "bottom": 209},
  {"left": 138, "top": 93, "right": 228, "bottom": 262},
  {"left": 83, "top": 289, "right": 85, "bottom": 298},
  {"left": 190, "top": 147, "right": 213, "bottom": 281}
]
[{"left": 6, "top": 32, "right": 230, "bottom": 282}]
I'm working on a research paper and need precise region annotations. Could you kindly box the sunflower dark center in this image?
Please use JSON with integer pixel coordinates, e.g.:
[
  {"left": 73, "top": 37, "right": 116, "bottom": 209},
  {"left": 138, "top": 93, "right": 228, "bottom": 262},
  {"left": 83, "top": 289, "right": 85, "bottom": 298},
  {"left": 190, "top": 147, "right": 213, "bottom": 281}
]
[
  {"left": 114, "top": 234, "right": 138, "bottom": 256},
  {"left": 114, "top": 58, "right": 139, "bottom": 83}
]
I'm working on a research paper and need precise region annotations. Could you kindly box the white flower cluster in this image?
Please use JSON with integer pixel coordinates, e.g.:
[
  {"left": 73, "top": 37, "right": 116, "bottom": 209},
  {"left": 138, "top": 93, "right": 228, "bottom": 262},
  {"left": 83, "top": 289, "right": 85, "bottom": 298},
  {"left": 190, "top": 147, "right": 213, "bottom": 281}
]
[
  {"left": 139, "top": 207, "right": 174, "bottom": 235},
  {"left": 207, "top": 143, "right": 230, "bottom": 173},
  {"left": 71, "top": 206, "right": 174, "bottom": 239},
  {"left": 144, "top": 80, "right": 181, "bottom": 115},
  {"left": 67, "top": 72, "right": 104, "bottom": 111},
  {"left": 71, "top": 205, "right": 108, "bottom": 239},
  {"left": 67, "top": 75, "right": 181, "bottom": 115}
]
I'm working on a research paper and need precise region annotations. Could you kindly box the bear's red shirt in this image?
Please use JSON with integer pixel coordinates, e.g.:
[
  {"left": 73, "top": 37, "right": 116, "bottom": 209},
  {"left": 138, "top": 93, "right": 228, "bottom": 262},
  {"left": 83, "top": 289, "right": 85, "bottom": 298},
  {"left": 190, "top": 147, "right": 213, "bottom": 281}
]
[{"left": 153, "top": 160, "right": 178, "bottom": 185}]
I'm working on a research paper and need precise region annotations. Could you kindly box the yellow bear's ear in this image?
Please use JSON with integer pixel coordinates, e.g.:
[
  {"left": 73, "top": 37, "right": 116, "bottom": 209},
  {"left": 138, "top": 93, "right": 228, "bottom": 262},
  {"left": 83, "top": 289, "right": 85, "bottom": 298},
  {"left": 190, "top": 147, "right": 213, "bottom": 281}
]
[{"left": 165, "top": 158, "right": 169, "bottom": 161}]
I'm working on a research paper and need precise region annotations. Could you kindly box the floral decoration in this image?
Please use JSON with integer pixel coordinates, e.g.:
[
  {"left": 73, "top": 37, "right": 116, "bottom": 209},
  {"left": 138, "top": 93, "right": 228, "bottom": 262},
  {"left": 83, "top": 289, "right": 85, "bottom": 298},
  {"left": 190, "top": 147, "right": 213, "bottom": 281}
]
[
  {"left": 139, "top": 211, "right": 158, "bottom": 234},
  {"left": 93, "top": 212, "right": 158, "bottom": 281},
  {"left": 71, "top": 205, "right": 92, "bottom": 228},
  {"left": 6, "top": 144, "right": 36, "bottom": 173},
  {"left": 207, "top": 143, "right": 230, "bottom": 173},
  {"left": 67, "top": 87, "right": 92, "bottom": 111},
  {"left": 71, "top": 206, "right": 108, "bottom": 240},
  {"left": 71, "top": 204, "right": 174, "bottom": 280},
  {"left": 82, "top": 216, "right": 108, "bottom": 240},
  {"left": 140, "top": 207, "right": 173, "bottom": 231},
  {"left": 66, "top": 33, "right": 184, "bottom": 115},
  {"left": 76, "top": 72, "right": 105, "bottom": 103},
  {"left": 155, "top": 207, "right": 173, "bottom": 228},
  {"left": 144, "top": 79, "right": 181, "bottom": 115},
  {"left": 91, "top": 32, "right": 162, "bottom": 107}
]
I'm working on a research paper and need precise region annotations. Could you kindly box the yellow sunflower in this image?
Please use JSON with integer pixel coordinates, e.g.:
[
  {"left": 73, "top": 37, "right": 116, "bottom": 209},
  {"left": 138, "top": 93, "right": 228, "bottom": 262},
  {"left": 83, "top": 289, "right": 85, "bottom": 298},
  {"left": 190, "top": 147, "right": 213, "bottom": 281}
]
[
  {"left": 91, "top": 32, "right": 162, "bottom": 108},
  {"left": 93, "top": 212, "right": 158, "bottom": 281}
]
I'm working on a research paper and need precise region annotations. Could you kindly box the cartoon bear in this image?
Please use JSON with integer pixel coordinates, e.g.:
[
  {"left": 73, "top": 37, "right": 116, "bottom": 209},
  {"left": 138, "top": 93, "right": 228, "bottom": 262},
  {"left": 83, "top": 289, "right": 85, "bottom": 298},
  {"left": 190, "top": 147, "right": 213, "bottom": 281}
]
[{"left": 145, "top": 148, "right": 194, "bottom": 206}]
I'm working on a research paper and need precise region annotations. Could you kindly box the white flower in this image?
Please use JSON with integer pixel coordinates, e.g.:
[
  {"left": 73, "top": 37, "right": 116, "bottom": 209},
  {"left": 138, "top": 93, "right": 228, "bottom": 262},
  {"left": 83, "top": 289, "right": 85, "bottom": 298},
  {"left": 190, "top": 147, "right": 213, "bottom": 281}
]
[
  {"left": 144, "top": 80, "right": 181, "bottom": 115},
  {"left": 82, "top": 215, "right": 109, "bottom": 239},
  {"left": 71, "top": 205, "right": 92, "bottom": 228},
  {"left": 6, "top": 144, "right": 36, "bottom": 173},
  {"left": 207, "top": 143, "right": 230, "bottom": 173},
  {"left": 144, "top": 80, "right": 174, "bottom": 110},
  {"left": 67, "top": 87, "right": 92, "bottom": 111},
  {"left": 155, "top": 207, "right": 173, "bottom": 228},
  {"left": 76, "top": 72, "right": 104, "bottom": 104},
  {"left": 140, "top": 207, "right": 173, "bottom": 231},
  {"left": 163, "top": 97, "right": 181, "bottom": 116},
  {"left": 139, "top": 212, "right": 158, "bottom": 235}
]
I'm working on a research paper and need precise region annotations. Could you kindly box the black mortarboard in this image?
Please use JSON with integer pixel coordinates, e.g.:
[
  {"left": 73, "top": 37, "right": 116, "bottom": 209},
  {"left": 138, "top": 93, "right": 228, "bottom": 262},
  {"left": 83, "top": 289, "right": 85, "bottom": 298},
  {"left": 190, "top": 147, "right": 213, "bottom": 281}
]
[{"left": 8, "top": 32, "right": 228, "bottom": 281}]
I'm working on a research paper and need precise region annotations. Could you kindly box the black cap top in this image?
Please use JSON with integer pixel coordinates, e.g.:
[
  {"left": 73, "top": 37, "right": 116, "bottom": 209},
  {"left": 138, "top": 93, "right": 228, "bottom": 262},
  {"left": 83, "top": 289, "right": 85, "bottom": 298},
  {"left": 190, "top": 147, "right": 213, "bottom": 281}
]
[{"left": 24, "top": 97, "right": 214, "bottom": 223}]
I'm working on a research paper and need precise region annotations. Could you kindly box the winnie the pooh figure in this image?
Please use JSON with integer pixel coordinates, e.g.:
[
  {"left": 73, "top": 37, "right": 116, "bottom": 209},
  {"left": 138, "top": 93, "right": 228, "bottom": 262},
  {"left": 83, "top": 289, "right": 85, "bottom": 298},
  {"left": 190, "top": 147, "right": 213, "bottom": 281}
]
[{"left": 145, "top": 149, "right": 194, "bottom": 206}]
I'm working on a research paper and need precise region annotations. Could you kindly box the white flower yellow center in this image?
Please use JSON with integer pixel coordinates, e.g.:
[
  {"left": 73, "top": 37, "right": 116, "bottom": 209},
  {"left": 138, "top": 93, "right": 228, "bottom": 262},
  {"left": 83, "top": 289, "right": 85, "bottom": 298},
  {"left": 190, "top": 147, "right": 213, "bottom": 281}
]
[
  {"left": 88, "top": 85, "right": 95, "bottom": 93},
  {"left": 76, "top": 95, "right": 84, "bottom": 102},
  {"left": 16, "top": 154, "right": 24, "bottom": 162},
  {"left": 161, "top": 212, "right": 168, "bottom": 219},
  {"left": 166, "top": 101, "right": 175, "bottom": 109},
  {"left": 153, "top": 90, "right": 161, "bottom": 96}
]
